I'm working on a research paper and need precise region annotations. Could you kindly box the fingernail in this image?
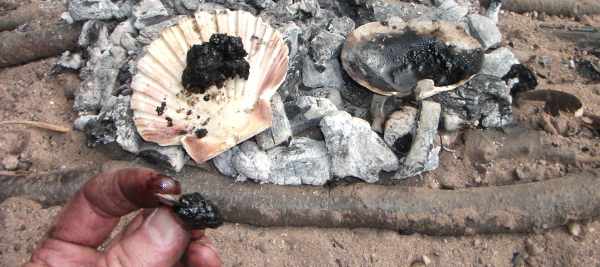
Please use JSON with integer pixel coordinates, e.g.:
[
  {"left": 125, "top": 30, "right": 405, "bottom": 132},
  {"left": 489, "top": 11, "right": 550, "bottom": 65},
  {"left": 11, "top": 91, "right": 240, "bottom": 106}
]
[
  {"left": 196, "top": 240, "right": 218, "bottom": 253},
  {"left": 146, "top": 206, "right": 181, "bottom": 247}
]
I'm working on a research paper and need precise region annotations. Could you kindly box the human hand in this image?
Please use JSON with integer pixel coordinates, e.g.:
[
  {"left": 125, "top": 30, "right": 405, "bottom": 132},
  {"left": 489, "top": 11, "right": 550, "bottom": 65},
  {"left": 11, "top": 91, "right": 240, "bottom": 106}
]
[{"left": 23, "top": 167, "right": 222, "bottom": 267}]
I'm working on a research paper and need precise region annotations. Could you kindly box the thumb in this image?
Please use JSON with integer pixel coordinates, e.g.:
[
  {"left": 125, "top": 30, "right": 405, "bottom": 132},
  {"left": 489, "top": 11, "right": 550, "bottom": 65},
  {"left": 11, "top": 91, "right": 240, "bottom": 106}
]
[{"left": 99, "top": 206, "right": 191, "bottom": 267}]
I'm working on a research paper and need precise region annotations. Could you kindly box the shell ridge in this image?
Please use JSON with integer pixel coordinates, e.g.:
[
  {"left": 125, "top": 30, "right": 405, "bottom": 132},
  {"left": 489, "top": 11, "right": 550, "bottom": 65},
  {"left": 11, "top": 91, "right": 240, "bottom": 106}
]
[
  {"left": 179, "top": 18, "right": 202, "bottom": 45},
  {"left": 147, "top": 38, "right": 186, "bottom": 79},
  {"left": 136, "top": 54, "right": 182, "bottom": 96}
]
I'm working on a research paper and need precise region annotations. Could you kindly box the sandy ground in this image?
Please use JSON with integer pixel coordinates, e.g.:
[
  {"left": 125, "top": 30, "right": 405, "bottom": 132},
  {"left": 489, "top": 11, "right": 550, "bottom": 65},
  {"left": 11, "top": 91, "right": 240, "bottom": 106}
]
[{"left": 1, "top": 3, "right": 600, "bottom": 267}]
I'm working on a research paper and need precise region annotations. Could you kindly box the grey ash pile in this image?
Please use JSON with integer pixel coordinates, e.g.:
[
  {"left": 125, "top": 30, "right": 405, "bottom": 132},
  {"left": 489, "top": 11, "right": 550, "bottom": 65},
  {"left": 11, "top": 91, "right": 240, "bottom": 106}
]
[{"left": 57, "top": 0, "right": 534, "bottom": 185}]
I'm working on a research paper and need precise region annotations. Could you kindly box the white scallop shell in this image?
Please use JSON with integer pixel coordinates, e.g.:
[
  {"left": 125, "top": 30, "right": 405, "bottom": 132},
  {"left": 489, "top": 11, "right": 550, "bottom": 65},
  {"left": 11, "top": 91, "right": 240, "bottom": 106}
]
[{"left": 131, "top": 9, "right": 289, "bottom": 164}]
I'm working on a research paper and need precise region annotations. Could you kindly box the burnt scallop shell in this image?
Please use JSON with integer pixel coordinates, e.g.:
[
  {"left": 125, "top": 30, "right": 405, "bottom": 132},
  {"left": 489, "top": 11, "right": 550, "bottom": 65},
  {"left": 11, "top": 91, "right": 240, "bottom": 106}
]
[
  {"left": 131, "top": 9, "right": 289, "bottom": 163},
  {"left": 341, "top": 19, "right": 483, "bottom": 98}
]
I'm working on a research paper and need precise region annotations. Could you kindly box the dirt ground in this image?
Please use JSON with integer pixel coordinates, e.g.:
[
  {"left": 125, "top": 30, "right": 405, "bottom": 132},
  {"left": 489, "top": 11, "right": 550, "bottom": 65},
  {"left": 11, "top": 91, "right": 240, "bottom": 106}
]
[{"left": 1, "top": 2, "right": 600, "bottom": 266}]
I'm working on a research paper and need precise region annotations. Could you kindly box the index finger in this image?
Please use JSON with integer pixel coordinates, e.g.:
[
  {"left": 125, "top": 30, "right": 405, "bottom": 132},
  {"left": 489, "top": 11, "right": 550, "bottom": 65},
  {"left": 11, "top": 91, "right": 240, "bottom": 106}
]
[{"left": 46, "top": 167, "right": 181, "bottom": 248}]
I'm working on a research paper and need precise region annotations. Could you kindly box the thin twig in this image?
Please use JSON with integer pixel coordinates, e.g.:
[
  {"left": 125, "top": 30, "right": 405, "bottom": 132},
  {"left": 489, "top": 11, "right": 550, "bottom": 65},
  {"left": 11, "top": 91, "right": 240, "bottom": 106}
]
[{"left": 0, "top": 121, "right": 71, "bottom": 132}]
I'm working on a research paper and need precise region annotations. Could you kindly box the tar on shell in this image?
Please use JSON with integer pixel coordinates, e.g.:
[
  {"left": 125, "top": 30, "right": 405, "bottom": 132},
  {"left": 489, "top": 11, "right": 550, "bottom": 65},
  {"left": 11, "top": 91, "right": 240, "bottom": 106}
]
[
  {"left": 172, "top": 192, "right": 223, "bottom": 229},
  {"left": 182, "top": 34, "right": 250, "bottom": 94}
]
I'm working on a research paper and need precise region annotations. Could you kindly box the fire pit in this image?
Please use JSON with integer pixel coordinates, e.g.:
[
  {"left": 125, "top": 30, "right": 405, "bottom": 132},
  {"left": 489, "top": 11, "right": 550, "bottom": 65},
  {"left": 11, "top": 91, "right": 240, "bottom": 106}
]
[{"left": 62, "top": 0, "right": 527, "bottom": 186}]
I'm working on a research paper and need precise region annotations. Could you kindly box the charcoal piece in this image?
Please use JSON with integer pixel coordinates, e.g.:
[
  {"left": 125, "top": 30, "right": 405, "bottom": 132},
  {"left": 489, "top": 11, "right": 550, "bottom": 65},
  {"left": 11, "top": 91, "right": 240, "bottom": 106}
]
[
  {"left": 480, "top": 47, "right": 519, "bottom": 78},
  {"left": 502, "top": 64, "right": 538, "bottom": 94},
  {"left": 337, "top": 0, "right": 373, "bottom": 26},
  {"left": 300, "top": 87, "right": 344, "bottom": 109},
  {"left": 467, "top": 14, "right": 502, "bottom": 50},
  {"left": 371, "top": 1, "right": 403, "bottom": 22},
  {"left": 246, "top": 0, "right": 273, "bottom": 10},
  {"left": 284, "top": 96, "right": 338, "bottom": 135},
  {"left": 213, "top": 146, "right": 240, "bottom": 177},
  {"left": 394, "top": 101, "right": 441, "bottom": 179},
  {"left": 132, "top": 0, "right": 171, "bottom": 30},
  {"left": 301, "top": 56, "right": 344, "bottom": 89},
  {"left": 417, "top": 0, "right": 467, "bottom": 23},
  {"left": 172, "top": 192, "right": 223, "bottom": 229},
  {"left": 68, "top": 0, "right": 118, "bottom": 21},
  {"left": 138, "top": 143, "right": 190, "bottom": 172},
  {"left": 280, "top": 22, "right": 301, "bottom": 60},
  {"left": 309, "top": 30, "right": 345, "bottom": 72},
  {"left": 181, "top": 33, "right": 250, "bottom": 94},
  {"left": 255, "top": 93, "right": 293, "bottom": 150},
  {"left": 83, "top": 95, "right": 144, "bottom": 153},
  {"left": 339, "top": 82, "right": 373, "bottom": 108},
  {"left": 384, "top": 106, "right": 419, "bottom": 155},
  {"left": 434, "top": 74, "right": 513, "bottom": 129},
  {"left": 181, "top": 0, "right": 202, "bottom": 10},
  {"left": 327, "top": 17, "right": 355, "bottom": 37},
  {"left": 229, "top": 139, "right": 331, "bottom": 185},
  {"left": 267, "top": 138, "right": 331, "bottom": 185},
  {"left": 320, "top": 111, "right": 399, "bottom": 183}
]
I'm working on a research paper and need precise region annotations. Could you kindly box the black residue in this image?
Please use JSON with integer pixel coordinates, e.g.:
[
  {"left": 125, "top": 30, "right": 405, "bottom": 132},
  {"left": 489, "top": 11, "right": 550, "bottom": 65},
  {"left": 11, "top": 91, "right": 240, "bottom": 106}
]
[
  {"left": 392, "top": 134, "right": 413, "bottom": 155},
  {"left": 156, "top": 101, "right": 166, "bottom": 115},
  {"left": 502, "top": 64, "right": 538, "bottom": 95},
  {"left": 195, "top": 128, "right": 208, "bottom": 138},
  {"left": 172, "top": 192, "right": 222, "bottom": 230},
  {"left": 166, "top": 117, "right": 173, "bottom": 127},
  {"left": 407, "top": 39, "right": 483, "bottom": 87},
  {"left": 181, "top": 33, "right": 250, "bottom": 94},
  {"left": 178, "top": 130, "right": 188, "bottom": 135},
  {"left": 203, "top": 94, "right": 210, "bottom": 101}
]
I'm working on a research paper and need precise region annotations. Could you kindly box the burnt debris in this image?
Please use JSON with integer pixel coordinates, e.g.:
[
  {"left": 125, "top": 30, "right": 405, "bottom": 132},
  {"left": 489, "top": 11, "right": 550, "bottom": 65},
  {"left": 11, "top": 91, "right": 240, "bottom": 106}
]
[
  {"left": 181, "top": 33, "right": 250, "bottom": 94},
  {"left": 172, "top": 192, "right": 223, "bottom": 230},
  {"left": 407, "top": 39, "right": 484, "bottom": 87}
]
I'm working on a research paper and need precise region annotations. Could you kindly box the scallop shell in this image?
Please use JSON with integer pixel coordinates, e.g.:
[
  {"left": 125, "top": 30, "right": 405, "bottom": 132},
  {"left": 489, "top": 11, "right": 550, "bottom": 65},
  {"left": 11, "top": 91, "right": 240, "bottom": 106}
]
[
  {"left": 341, "top": 20, "right": 483, "bottom": 98},
  {"left": 131, "top": 10, "right": 289, "bottom": 163}
]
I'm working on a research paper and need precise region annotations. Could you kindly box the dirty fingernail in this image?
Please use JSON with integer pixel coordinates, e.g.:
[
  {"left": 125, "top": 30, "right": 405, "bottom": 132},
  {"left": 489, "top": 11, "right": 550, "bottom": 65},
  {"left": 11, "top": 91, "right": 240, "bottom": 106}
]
[{"left": 146, "top": 206, "right": 181, "bottom": 247}]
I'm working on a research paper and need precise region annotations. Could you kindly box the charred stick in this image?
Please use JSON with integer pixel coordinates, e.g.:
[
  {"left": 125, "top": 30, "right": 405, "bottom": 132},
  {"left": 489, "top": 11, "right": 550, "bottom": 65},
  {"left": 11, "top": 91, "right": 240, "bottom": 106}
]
[
  {"left": 0, "top": 23, "right": 82, "bottom": 68},
  {"left": 4, "top": 162, "right": 600, "bottom": 235}
]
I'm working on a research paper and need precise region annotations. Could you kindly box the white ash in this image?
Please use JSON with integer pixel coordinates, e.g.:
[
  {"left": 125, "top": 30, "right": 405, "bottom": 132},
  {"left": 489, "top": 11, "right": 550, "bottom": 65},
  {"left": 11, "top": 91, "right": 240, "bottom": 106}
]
[{"left": 320, "top": 111, "right": 399, "bottom": 183}]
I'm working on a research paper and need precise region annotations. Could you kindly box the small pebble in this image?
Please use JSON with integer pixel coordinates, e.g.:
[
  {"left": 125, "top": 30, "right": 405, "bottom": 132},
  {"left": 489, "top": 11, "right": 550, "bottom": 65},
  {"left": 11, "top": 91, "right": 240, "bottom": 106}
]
[
  {"left": 1, "top": 155, "right": 19, "bottom": 171},
  {"left": 514, "top": 168, "right": 525, "bottom": 180},
  {"left": 422, "top": 255, "right": 432, "bottom": 265},
  {"left": 568, "top": 222, "right": 582, "bottom": 237},
  {"left": 589, "top": 250, "right": 594, "bottom": 256},
  {"left": 525, "top": 238, "right": 544, "bottom": 256},
  {"left": 16, "top": 161, "right": 32, "bottom": 171},
  {"left": 257, "top": 242, "right": 269, "bottom": 254}
]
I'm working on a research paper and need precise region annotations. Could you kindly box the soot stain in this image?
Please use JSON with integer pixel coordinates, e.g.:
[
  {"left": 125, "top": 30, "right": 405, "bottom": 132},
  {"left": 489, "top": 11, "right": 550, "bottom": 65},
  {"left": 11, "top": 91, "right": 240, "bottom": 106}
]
[
  {"left": 166, "top": 117, "right": 173, "bottom": 127},
  {"left": 182, "top": 33, "right": 250, "bottom": 94}
]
